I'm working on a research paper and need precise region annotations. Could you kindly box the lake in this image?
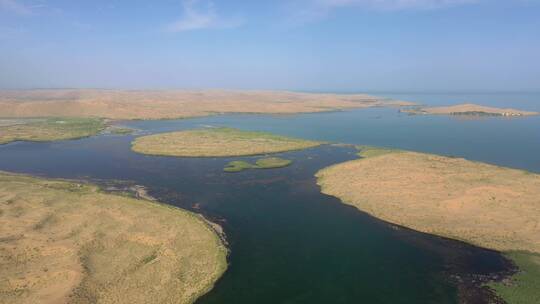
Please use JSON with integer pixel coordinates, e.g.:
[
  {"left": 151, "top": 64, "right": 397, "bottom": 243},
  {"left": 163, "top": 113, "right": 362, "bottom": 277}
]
[{"left": 0, "top": 92, "right": 538, "bottom": 303}]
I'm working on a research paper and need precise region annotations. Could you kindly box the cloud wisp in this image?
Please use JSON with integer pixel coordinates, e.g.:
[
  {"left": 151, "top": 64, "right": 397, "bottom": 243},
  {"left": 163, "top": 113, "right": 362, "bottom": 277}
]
[
  {"left": 290, "top": 0, "right": 479, "bottom": 24},
  {"left": 165, "top": 0, "right": 243, "bottom": 33}
]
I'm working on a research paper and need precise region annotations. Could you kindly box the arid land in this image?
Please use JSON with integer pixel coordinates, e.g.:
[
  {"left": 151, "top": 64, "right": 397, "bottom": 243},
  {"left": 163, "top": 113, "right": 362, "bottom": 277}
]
[
  {"left": 132, "top": 128, "right": 323, "bottom": 157},
  {"left": 0, "top": 171, "right": 227, "bottom": 304},
  {"left": 402, "top": 103, "right": 539, "bottom": 117},
  {"left": 0, "top": 89, "right": 414, "bottom": 120},
  {"left": 316, "top": 147, "right": 540, "bottom": 303}
]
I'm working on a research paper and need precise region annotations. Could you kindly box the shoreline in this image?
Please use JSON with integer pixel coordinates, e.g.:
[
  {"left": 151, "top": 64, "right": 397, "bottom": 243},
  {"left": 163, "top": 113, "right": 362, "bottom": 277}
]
[
  {"left": 315, "top": 147, "right": 540, "bottom": 303},
  {"left": 354, "top": 204, "right": 517, "bottom": 303},
  {"left": 0, "top": 172, "right": 229, "bottom": 304},
  {"left": 98, "top": 180, "right": 230, "bottom": 249}
]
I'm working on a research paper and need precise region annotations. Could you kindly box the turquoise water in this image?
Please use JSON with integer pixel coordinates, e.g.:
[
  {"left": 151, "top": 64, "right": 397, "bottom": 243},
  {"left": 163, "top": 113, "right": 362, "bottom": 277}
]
[{"left": 0, "top": 92, "right": 538, "bottom": 303}]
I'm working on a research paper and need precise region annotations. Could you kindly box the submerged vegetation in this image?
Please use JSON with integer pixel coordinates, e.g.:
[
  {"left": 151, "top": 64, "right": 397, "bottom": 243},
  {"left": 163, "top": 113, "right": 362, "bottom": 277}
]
[
  {"left": 108, "top": 126, "right": 136, "bottom": 135},
  {"left": 316, "top": 147, "right": 540, "bottom": 303},
  {"left": 224, "top": 157, "right": 292, "bottom": 172},
  {"left": 0, "top": 171, "right": 227, "bottom": 304},
  {"left": 0, "top": 117, "right": 105, "bottom": 145},
  {"left": 131, "top": 127, "right": 323, "bottom": 157}
]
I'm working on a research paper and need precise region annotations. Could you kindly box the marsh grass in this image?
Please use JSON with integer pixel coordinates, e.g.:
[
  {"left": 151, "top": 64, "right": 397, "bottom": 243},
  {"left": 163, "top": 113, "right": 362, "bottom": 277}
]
[
  {"left": 0, "top": 117, "right": 105, "bottom": 144},
  {"left": 224, "top": 157, "right": 292, "bottom": 172},
  {"left": 255, "top": 157, "right": 292, "bottom": 169},
  {"left": 223, "top": 161, "right": 255, "bottom": 172},
  {"left": 489, "top": 252, "right": 540, "bottom": 304},
  {"left": 109, "top": 127, "right": 135, "bottom": 135}
]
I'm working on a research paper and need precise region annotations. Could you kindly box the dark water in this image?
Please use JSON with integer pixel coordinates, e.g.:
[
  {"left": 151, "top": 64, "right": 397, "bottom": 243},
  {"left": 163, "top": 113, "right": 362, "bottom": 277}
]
[
  {"left": 0, "top": 136, "right": 508, "bottom": 303},
  {"left": 1, "top": 93, "right": 538, "bottom": 303}
]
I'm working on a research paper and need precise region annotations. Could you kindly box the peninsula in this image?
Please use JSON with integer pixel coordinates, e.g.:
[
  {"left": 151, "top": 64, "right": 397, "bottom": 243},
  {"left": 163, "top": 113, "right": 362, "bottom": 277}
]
[
  {"left": 316, "top": 147, "right": 540, "bottom": 303},
  {"left": 131, "top": 128, "right": 323, "bottom": 157},
  {"left": 0, "top": 172, "right": 227, "bottom": 304},
  {"left": 402, "top": 103, "right": 539, "bottom": 117},
  {"left": 0, "top": 117, "right": 105, "bottom": 145}
]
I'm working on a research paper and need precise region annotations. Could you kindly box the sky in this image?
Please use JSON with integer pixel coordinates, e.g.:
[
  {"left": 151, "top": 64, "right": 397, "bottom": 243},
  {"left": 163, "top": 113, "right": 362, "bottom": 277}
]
[{"left": 0, "top": 0, "right": 539, "bottom": 92}]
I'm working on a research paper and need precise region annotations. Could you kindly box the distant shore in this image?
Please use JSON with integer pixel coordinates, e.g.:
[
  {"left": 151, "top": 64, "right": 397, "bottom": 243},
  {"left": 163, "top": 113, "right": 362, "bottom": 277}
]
[
  {"left": 0, "top": 89, "right": 415, "bottom": 120},
  {"left": 402, "top": 103, "right": 539, "bottom": 117}
]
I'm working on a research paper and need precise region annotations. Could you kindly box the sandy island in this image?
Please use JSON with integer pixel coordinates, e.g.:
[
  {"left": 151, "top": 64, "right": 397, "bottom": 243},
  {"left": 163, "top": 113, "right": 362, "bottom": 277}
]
[
  {"left": 402, "top": 103, "right": 539, "bottom": 117},
  {"left": 0, "top": 172, "right": 227, "bottom": 304},
  {"left": 0, "top": 89, "right": 415, "bottom": 120},
  {"left": 316, "top": 147, "right": 540, "bottom": 303},
  {"left": 131, "top": 127, "right": 323, "bottom": 157}
]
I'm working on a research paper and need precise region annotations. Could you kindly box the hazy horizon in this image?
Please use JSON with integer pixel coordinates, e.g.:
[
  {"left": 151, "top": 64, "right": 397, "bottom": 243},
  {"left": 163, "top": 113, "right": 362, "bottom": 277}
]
[{"left": 1, "top": 0, "right": 539, "bottom": 91}]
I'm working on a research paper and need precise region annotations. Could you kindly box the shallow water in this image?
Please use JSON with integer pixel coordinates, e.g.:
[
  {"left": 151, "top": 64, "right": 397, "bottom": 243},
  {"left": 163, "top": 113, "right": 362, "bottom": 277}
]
[{"left": 0, "top": 93, "right": 538, "bottom": 303}]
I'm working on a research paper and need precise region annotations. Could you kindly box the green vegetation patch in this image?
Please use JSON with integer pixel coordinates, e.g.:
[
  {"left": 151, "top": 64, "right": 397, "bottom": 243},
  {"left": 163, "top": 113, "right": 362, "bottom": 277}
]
[
  {"left": 224, "top": 157, "right": 292, "bottom": 172},
  {"left": 0, "top": 117, "right": 105, "bottom": 144},
  {"left": 255, "top": 157, "right": 292, "bottom": 169},
  {"left": 489, "top": 251, "right": 540, "bottom": 304},
  {"left": 109, "top": 126, "right": 135, "bottom": 135},
  {"left": 224, "top": 161, "right": 255, "bottom": 172}
]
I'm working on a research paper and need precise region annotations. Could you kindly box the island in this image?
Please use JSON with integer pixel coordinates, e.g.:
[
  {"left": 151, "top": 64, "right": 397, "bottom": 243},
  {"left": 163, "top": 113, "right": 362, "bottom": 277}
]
[
  {"left": 131, "top": 128, "right": 323, "bottom": 157},
  {"left": 316, "top": 147, "right": 540, "bottom": 303},
  {"left": 224, "top": 157, "right": 292, "bottom": 172},
  {"left": 0, "top": 89, "right": 415, "bottom": 120},
  {"left": 402, "top": 103, "right": 539, "bottom": 117},
  {"left": 0, "top": 171, "right": 227, "bottom": 304},
  {"left": 0, "top": 117, "right": 106, "bottom": 145}
]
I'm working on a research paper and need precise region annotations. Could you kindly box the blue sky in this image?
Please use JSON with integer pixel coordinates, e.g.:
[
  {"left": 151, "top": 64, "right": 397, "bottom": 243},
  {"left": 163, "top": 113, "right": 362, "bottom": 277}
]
[{"left": 0, "top": 0, "right": 539, "bottom": 91}]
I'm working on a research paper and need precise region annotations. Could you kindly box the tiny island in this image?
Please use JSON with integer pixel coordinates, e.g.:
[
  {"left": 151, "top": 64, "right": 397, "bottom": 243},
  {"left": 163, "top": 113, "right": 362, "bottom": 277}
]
[
  {"left": 0, "top": 171, "right": 227, "bottom": 304},
  {"left": 316, "top": 147, "right": 540, "bottom": 303},
  {"left": 131, "top": 127, "right": 323, "bottom": 157},
  {"left": 402, "top": 103, "right": 539, "bottom": 117},
  {"left": 224, "top": 157, "right": 292, "bottom": 172}
]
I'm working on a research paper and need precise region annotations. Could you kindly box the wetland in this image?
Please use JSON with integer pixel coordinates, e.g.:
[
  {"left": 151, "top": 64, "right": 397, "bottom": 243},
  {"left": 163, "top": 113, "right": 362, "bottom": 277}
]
[{"left": 1, "top": 92, "right": 540, "bottom": 303}]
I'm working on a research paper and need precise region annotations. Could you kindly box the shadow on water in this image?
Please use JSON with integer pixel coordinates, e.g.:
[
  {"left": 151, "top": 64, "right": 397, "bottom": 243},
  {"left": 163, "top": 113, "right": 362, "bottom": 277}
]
[{"left": 0, "top": 134, "right": 514, "bottom": 304}]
